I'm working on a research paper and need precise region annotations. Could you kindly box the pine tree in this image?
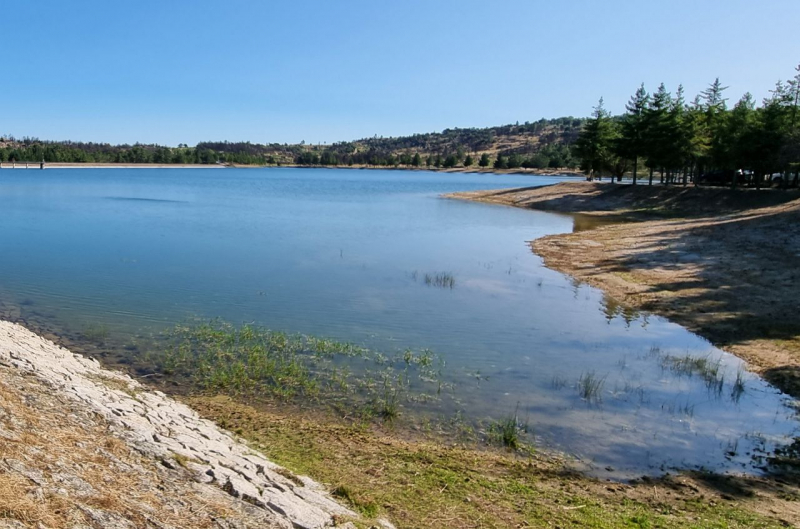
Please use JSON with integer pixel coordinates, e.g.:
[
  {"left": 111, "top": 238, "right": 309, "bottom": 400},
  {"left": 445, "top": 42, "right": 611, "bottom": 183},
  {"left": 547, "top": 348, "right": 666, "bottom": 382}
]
[
  {"left": 573, "top": 98, "right": 618, "bottom": 180},
  {"left": 725, "top": 93, "right": 757, "bottom": 188},
  {"left": 663, "top": 85, "right": 693, "bottom": 185},
  {"left": 478, "top": 153, "right": 490, "bottom": 167},
  {"left": 618, "top": 84, "right": 649, "bottom": 184},
  {"left": 700, "top": 78, "right": 729, "bottom": 170},
  {"left": 642, "top": 84, "right": 672, "bottom": 185}
]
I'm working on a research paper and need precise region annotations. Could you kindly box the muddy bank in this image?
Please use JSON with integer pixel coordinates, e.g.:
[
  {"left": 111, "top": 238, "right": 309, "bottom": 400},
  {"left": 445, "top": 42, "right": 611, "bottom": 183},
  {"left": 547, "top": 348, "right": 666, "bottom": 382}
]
[{"left": 447, "top": 182, "right": 800, "bottom": 398}]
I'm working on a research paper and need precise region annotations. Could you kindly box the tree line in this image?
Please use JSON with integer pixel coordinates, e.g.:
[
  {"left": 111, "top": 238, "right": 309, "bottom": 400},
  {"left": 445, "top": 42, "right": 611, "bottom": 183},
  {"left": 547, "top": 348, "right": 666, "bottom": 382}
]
[
  {"left": 0, "top": 117, "right": 583, "bottom": 170},
  {"left": 573, "top": 64, "right": 800, "bottom": 188},
  {"left": 0, "top": 140, "right": 273, "bottom": 165}
]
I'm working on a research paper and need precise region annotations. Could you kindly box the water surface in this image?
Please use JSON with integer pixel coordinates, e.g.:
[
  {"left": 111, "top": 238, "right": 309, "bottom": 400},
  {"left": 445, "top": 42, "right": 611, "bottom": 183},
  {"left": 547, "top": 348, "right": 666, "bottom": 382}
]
[{"left": 0, "top": 167, "right": 796, "bottom": 476}]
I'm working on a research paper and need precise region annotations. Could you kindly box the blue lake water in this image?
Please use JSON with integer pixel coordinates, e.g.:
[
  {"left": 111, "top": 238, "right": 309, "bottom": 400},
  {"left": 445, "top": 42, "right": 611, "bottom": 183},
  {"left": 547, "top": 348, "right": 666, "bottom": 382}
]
[{"left": 0, "top": 167, "right": 796, "bottom": 476}]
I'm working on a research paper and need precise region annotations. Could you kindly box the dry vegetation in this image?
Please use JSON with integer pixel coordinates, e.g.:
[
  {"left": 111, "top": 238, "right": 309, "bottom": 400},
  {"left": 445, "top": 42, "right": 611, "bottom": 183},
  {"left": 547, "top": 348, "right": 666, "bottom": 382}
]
[{"left": 0, "top": 369, "right": 282, "bottom": 528}]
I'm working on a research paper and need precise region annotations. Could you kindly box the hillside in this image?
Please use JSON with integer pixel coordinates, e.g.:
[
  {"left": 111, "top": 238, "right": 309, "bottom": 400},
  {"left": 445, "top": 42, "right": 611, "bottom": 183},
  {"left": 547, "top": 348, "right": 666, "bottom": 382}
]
[{"left": 0, "top": 117, "right": 584, "bottom": 169}]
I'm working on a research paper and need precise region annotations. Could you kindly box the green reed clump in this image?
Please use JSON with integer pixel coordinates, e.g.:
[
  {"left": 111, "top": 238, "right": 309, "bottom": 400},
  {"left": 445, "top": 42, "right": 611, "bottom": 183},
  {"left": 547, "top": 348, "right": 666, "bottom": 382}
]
[
  {"left": 731, "top": 368, "right": 746, "bottom": 402},
  {"left": 372, "top": 371, "right": 403, "bottom": 421},
  {"left": 577, "top": 371, "right": 606, "bottom": 403},
  {"left": 488, "top": 409, "right": 529, "bottom": 451},
  {"left": 82, "top": 323, "right": 110, "bottom": 343},
  {"left": 156, "top": 319, "right": 448, "bottom": 422},
  {"left": 551, "top": 374, "right": 567, "bottom": 390},
  {"left": 661, "top": 353, "right": 726, "bottom": 394},
  {"left": 423, "top": 272, "right": 456, "bottom": 289}
]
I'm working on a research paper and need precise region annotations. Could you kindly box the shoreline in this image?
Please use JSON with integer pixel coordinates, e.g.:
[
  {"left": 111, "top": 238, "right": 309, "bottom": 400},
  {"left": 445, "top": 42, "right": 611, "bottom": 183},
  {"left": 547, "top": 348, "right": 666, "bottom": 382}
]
[
  {"left": 0, "top": 162, "right": 229, "bottom": 169},
  {"left": 2, "top": 318, "right": 798, "bottom": 527},
  {"left": 446, "top": 181, "right": 800, "bottom": 398},
  {"left": 0, "top": 161, "right": 583, "bottom": 176},
  {"left": 0, "top": 174, "right": 800, "bottom": 529}
]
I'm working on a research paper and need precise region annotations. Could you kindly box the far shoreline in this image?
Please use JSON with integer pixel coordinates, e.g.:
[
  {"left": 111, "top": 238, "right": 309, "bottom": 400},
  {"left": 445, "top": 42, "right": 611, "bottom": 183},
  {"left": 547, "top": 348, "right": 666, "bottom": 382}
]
[{"left": 0, "top": 160, "right": 584, "bottom": 177}]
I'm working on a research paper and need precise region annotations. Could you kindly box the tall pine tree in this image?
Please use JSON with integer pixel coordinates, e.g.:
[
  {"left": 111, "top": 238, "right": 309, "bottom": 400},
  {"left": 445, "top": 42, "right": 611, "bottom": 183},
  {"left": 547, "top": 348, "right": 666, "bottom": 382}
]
[
  {"left": 574, "top": 98, "right": 618, "bottom": 180},
  {"left": 618, "top": 84, "right": 649, "bottom": 184}
]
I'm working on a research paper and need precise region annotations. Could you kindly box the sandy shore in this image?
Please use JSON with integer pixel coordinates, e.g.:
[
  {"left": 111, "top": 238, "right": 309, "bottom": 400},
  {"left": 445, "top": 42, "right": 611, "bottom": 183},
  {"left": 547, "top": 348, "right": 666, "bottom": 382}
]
[{"left": 447, "top": 182, "right": 800, "bottom": 398}]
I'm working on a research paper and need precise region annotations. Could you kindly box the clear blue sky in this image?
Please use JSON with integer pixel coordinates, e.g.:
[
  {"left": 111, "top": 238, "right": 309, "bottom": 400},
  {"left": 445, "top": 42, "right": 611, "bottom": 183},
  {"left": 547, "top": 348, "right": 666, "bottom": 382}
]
[{"left": 3, "top": 0, "right": 798, "bottom": 146}]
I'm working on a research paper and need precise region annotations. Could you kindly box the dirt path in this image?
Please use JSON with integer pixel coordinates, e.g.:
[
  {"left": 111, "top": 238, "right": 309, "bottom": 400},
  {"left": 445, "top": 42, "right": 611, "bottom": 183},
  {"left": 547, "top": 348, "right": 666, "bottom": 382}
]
[{"left": 447, "top": 182, "right": 800, "bottom": 398}]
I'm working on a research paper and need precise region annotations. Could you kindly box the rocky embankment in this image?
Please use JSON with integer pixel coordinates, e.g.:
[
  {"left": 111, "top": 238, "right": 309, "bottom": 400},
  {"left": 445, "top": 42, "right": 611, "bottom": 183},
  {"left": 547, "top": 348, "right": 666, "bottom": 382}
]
[{"left": 0, "top": 320, "right": 386, "bottom": 529}]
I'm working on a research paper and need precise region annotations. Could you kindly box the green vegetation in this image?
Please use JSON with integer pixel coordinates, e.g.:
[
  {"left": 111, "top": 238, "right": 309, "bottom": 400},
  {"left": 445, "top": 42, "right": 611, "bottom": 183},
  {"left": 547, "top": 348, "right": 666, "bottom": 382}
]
[
  {"left": 0, "top": 116, "right": 583, "bottom": 170},
  {"left": 732, "top": 368, "right": 747, "bottom": 401},
  {"left": 577, "top": 371, "right": 606, "bottom": 403},
  {"left": 189, "top": 395, "right": 794, "bottom": 529},
  {"left": 11, "top": 64, "right": 800, "bottom": 180},
  {"left": 423, "top": 272, "right": 456, "bottom": 289},
  {"left": 661, "top": 353, "right": 725, "bottom": 393},
  {"left": 487, "top": 408, "right": 530, "bottom": 451},
  {"left": 574, "top": 64, "right": 800, "bottom": 187},
  {"left": 291, "top": 118, "right": 581, "bottom": 169},
  {"left": 81, "top": 323, "right": 109, "bottom": 343},
  {"left": 149, "top": 320, "right": 452, "bottom": 424}
]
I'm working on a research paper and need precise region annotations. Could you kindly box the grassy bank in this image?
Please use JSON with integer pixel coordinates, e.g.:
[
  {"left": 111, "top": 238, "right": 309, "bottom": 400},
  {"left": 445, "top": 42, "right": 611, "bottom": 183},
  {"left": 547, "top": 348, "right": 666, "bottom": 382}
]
[
  {"left": 447, "top": 182, "right": 800, "bottom": 399},
  {"left": 133, "top": 320, "right": 799, "bottom": 526},
  {"left": 187, "top": 394, "right": 799, "bottom": 528}
]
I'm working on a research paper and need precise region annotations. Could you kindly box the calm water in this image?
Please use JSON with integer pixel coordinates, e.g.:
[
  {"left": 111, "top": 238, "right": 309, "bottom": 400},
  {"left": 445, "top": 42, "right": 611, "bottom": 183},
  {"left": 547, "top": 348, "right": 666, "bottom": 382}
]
[{"left": 0, "top": 167, "right": 796, "bottom": 476}]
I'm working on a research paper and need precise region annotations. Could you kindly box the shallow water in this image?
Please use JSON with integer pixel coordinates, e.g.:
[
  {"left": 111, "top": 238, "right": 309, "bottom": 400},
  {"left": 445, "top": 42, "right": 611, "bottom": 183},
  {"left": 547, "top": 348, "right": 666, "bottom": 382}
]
[{"left": 0, "top": 167, "right": 796, "bottom": 476}]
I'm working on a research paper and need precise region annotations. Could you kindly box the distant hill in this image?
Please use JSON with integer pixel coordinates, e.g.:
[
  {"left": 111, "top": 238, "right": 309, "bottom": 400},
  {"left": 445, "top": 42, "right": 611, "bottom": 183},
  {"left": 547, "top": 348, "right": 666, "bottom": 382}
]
[{"left": 0, "top": 116, "right": 585, "bottom": 170}]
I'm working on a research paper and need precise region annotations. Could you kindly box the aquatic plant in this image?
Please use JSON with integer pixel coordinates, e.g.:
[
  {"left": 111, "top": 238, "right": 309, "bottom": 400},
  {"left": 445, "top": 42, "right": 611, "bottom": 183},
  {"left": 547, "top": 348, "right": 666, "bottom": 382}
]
[
  {"left": 731, "top": 368, "right": 746, "bottom": 402},
  {"left": 577, "top": 371, "right": 606, "bottom": 403},
  {"left": 661, "top": 401, "right": 695, "bottom": 418},
  {"left": 82, "top": 323, "right": 109, "bottom": 343},
  {"left": 373, "top": 372, "right": 402, "bottom": 421},
  {"left": 660, "top": 353, "right": 727, "bottom": 394},
  {"left": 423, "top": 272, "right": 456, "bottom": 289},
  {"left": 154, "top": 319, "right": 448, "bottom": 425},
  {"left": 551, "top": 375, "right": 567, "bottom": 390},
  {"left": 488, "top": 409, "right": 529, "bottom": 450}
]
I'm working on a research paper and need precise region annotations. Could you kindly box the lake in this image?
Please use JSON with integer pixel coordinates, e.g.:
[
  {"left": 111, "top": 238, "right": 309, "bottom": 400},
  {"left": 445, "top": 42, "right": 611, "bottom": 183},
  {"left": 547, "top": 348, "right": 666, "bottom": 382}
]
[{"left": 0, "top": 167, "right": 796, "bottom": 477}]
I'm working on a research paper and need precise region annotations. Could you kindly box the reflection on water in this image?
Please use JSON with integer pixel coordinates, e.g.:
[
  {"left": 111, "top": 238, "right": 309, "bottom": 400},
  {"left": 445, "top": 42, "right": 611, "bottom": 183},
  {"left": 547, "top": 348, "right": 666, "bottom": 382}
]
[{"left": 0, "top": 167, "right": 796, "bottom": 477}]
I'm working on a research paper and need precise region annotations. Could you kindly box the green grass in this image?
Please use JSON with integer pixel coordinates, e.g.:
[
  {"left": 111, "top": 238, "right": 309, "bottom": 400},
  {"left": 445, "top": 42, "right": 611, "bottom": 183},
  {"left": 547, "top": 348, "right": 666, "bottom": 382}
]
[
  {"left": 488, "top": 412, "right": 530, "bottom": 451},
  {"left": 660, "top": 353, "right": 728, "bottom": 396},
  {"left": 151, "top": 320, "right": 450, "bottom": 426},
  {"left": 189, "top": 395, "right": 793, "bottom": 529},
  {"left": 731, "top": 368, "right": 746, "bottom": 402},
  {"left": 577, "top": 371, "right": 606, "bottom": 403},
  {"left": 82, "top": 323, "right": 109, "bottom": 343},
  {"left": 423, "top": 272, "right": 456, "bottom": 289}
]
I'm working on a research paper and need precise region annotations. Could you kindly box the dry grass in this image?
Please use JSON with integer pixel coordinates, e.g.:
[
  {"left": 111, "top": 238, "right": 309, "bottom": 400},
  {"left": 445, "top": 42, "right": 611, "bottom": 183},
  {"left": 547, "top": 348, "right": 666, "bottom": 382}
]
[
  {"left": 0, "top": 373, "right": 254, "bottom": 528},
  {"left": 0, "top": 473, "right": 66, "bottom": 527}
]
